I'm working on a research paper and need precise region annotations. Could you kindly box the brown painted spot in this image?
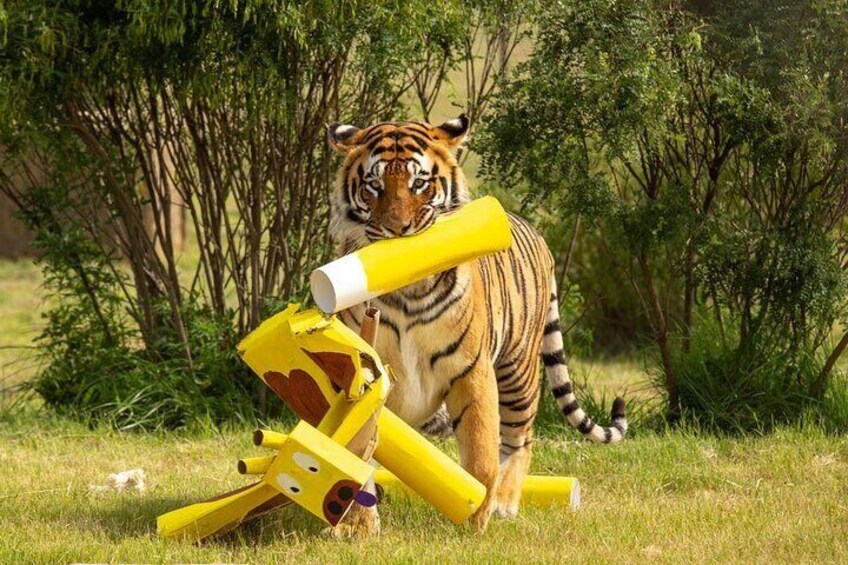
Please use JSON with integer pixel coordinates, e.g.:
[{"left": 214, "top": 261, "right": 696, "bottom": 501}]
[
  {"left": 322, "top": 479, "right": 362, "bottom": 526},
  {"left": 305, "top": 351, "right": 357, "bottom": 396},
  {"left": 264, "top": 370, "right": 330, "bottom": 426}
]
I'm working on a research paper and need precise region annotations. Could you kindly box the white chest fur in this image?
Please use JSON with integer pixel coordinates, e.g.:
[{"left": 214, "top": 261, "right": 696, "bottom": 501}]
[
  {"left": 376, "top": 322, "right": 447, "bottom": 426},
  {"left": 347, "top": 268, "right": 474, "bottom": 427}
]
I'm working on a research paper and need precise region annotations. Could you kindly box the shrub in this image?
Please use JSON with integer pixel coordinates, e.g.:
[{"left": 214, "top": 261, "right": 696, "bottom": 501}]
[
  {"left": 478, "top": 0, "right": 848, "bottom": 427},
  {"left": 0, "top": 0, "right": 529, "bottom": 428}
]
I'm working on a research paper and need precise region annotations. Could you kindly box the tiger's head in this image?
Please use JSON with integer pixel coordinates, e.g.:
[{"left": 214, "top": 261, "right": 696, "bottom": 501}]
[{"left": 327, "top": 115, "right": 470, "bottom": 253}]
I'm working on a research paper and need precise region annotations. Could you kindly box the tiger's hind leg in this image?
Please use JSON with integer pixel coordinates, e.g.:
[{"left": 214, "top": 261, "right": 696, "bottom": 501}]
[{"left": 494, "top": 355, "right": 541, "bottom": 518}]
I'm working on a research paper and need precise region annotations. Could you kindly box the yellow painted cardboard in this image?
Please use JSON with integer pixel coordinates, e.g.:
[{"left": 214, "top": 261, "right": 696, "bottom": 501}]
[
  {"left": 237, "top": 305, "right": 487, "bottom": 524},
  {"left": 157, "top": 421, "right": 376, "bottom": 539},
  {"left": 356, "top": 196, "right": 512, "bottom": 295},
  {"left": 373, "top": 470, "right": 581, "bottom": 510},
  {"left": 267, "top": 421, "right": 374, "bottom": 526}
]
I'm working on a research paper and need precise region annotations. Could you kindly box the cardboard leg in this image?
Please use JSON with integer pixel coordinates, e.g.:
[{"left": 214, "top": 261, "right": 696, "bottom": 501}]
[{"left": 157, "top": 481, "right": 291, "bottom": 540}]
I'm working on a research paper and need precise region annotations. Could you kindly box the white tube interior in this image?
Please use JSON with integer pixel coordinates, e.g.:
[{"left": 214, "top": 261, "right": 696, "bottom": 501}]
[
  {"left": 310, "top": 269, "right": 337, "bottom": 314},
  {"left": 310, "top": 253, "right": 373, "bottom": 314}
]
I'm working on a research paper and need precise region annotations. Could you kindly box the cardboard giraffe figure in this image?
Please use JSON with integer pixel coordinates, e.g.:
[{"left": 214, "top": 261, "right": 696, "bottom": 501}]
[{"left": 157, "top": 197, "right": 580, "bottom": 542}]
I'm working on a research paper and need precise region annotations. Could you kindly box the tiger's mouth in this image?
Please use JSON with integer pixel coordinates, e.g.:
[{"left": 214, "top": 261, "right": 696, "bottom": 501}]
[
  {"left": 364, "top": 215, "right": 438, "bottom": 242},
  {"left": 339, "top": 209, "right": 438, "bottom": 254}
]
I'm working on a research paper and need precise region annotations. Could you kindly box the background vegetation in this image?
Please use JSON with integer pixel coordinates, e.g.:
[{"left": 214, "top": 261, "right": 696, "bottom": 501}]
[
  {"left": 1, "top": 1, "right": 848, "bottom": 562},
  {"left": 1, "top": 0, "right": 848, "bottom": 434}
]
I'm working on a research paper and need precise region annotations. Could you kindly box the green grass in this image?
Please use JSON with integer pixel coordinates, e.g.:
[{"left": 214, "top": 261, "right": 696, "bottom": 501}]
[
  {"left": 0, "top": 259, "right": 43, "bottom": 391},
  {"left": 1, "top": 411, "right": 846, "bottom": 564},
  {"left": 3, "top": 257, "right": 846, "bottom": 562}
]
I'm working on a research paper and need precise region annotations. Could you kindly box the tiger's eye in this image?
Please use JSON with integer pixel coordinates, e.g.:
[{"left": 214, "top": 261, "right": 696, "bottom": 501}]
[{"left": 413, "top": 178, "right": 426, "bottom": 190}]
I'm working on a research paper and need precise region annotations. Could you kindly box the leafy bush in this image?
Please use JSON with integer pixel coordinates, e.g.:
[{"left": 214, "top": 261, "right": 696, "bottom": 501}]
[
  {"left": 478, "top": 0, "right": 848, "bottom": 429},
  {"left": 666, "top": 313, "right": 848, "bottom": 434},
  {"left": 0, "top": 0, "right": 528, "bottom": 428},
  {"left": 664, "top": 316, "right": 819, "bottom": 433}
]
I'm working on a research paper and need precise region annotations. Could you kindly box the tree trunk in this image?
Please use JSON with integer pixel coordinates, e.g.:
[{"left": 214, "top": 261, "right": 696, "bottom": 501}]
[
  {"left": 639, "top": 251, "right": 680, "bottom": 421},
  {"left": 682, "top": 243, "right": 695, "bottom": 353},
  {"left": 813, "top": 329, "right": 848, "bottom": 400}
]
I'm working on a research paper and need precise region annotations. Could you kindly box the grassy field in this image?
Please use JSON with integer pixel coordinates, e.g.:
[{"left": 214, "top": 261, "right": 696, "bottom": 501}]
[
  {"left": 1, "top": 411, "right": 846, "bottom": 564},
  {"left": 1, "top": 259, "right": 848, "bottom": 563},
  {"left": 0, "top": 259, "right": 44, "bottom": 392}
]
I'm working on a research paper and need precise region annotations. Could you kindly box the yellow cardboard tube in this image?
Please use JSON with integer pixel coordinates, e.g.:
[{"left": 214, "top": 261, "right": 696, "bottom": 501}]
[
  {"left": 237, "top": 455, "right": 276, "bottom": 475},
  {"left": 310, "top": 196, "right": 512, "bottom": 313},
  {"left": 373, "top": 410, "right": 486, "bottom": 524},
  {"left": 374, "top": 470, "right": 581, "bottom": 511},
  {"left": 253, "top": 429, "right": 288, "bottom": 449},
  {"left": 157, "top": 481, "right": 281, "bottom": 540}
]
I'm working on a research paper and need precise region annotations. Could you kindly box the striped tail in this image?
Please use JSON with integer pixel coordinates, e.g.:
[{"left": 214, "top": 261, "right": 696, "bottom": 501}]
[{"left": 543, "top": 277, "right": 627, "bottom": 443}]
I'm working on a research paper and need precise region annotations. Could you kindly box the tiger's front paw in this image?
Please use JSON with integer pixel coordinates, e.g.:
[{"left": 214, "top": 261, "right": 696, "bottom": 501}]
[{"left": 469, "top": 497, "right": 495, "bottom": 532}]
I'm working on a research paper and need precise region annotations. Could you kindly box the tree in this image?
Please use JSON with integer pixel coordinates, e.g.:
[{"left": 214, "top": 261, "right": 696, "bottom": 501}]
[
  {"left": 479, "top": 0, "right": 848, "bottom": 427},
  {"left": 0, "top": 0, "right": 471, "bottom": 426}
]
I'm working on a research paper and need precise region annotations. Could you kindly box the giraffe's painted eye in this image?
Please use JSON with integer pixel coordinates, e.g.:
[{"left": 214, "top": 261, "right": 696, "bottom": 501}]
[
  {"left": 293, "top": 452, "right": 320, "bottom": 473},
  {"left": 276, "top": 473, "right": 302, "bottom": 495}
]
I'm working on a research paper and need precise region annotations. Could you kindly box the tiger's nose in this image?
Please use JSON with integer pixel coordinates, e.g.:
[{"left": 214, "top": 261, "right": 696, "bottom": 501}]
[{"left": 386, "top": 221, "right": 413, "bottom": 236}]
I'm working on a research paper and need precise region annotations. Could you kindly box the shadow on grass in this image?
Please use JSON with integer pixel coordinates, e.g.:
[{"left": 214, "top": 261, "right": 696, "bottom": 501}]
[{"left": 90, "top": 491, "right": 326, "bottom": 546}]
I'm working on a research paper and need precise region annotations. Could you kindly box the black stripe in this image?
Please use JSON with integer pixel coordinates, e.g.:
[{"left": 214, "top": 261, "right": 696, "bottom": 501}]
[
  {"left": 338, "top": 308, "right": 361, "bottom": 329},
  {"left": 500, "top": 390, "right": 538, "bottom": 412},
  {"left": 512, "top": 219, "right": 540, "bottom": 298},
  {"left": 449, "top": 168, "right": 460, "bottom": 208},
  {"left": 407, "top": 290, "right": 467, "bottom": 329},
  {"left": 561, "top": 400, "right": 579, "bottom": 415},
  {"left": 500, "top": 438, "right": 532, "bottom": 451},
  {"left": 402, "top": 124, "right": 434, "bottom": 139},
  {"left": 367, "top": 136, "right": 388, "bottom": 152},
  {"left": 399, "top": 269, "right": 452, "bottom": 301},
  {"left": 384, "top": 269, "right": 457, "bottom": 316},
  {"left": 379, "top": 314, "right": 401, "bottom": 342},
  {"left": 496, "top": 369, "right": 517, "bottom": 383},
  {"left": 542, "top": 350, "right": 566, "bottom": 366},
  {"left": 430, "top": 322, "right": 471, "bottom": 368},
  {"left": 449, "top": 349, "right": 481, "bottom": 386},
  {"left": 577, "top": 416, "right": 595, "bottom": 434},
  {"left": 405, "top": 270, "right": 458, "bottom": 316},
  {"left": 451, "top": 404, "right": 470, "bottom": 430},
  {"left": 551, "top": 382, "right": 573, "bottom": 398},
  {"left": 544, "top": 320, "right": 561, "bottom": 335},
  {"left": 361, "top": 127, "right": 389, "bottom": 146},
  {"left": 604, "top": 427, "right": 612, "bottom": 443},
  {"left": 612, "top": 397, "right": 627, "bottom": 419},
  {"left": 346, "top": 208, "right": 367, "bottom": 224},
  {"left": 500, "top": 414, "right": 534, "bottom": 428},
  {"left": 499, "top": 381, "right": 528, "bottom": 395},
  {"left": 405, "top": 133, "right": 430, "bottom": 152}
]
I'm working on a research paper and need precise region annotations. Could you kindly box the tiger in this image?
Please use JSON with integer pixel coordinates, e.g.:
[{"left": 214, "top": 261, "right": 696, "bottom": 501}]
[{"left": 326, "top": 115, "right": 627, "bottom": 533}]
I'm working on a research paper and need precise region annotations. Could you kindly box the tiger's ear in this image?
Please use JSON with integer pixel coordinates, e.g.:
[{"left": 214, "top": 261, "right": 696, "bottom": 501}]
[
  {"left": 432, "top": 114, "right": 470, "bottom": 148},
  {"left": 327, "top": 122, "right": 363, "bottom": 153}
]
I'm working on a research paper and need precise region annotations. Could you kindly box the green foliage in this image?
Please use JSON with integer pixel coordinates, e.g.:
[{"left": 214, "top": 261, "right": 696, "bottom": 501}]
[
  {"left": 664, "top": 315, "right": 819, "bottom": 433},
  {"left": 478, "top": 0, "right": 848, "bottom": 428},
  {"left": 666, "top": 310, "right": 848, "bottom": 434},
  {"left": 35, "top": 296, "right": 266, "bottom": 431},
  {"left": 0, "top": 0, "right": 490, "bottom": 428}
]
